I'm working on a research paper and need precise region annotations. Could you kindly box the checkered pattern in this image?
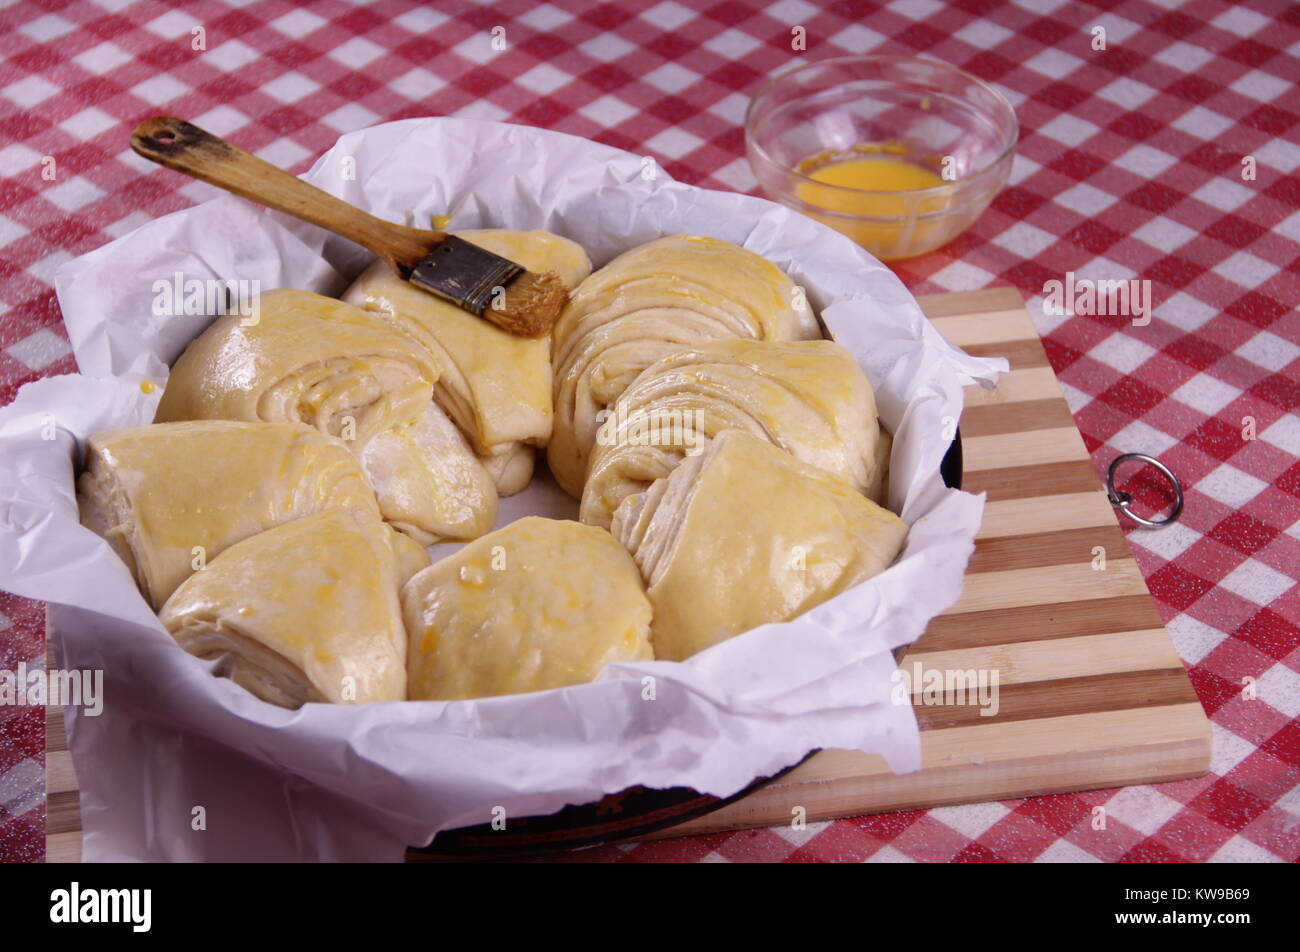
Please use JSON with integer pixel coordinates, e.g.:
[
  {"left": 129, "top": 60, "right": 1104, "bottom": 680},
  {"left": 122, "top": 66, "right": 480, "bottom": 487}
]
[
  {"left": 0, "top": 591, "right": 44, "bottom": 863},
  {"left": 0, "top": 0, "right": 1295, "bottom": 863}
]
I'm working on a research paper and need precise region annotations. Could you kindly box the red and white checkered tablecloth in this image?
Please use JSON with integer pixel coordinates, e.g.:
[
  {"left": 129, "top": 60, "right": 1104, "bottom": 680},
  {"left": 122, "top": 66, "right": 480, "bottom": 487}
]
[{"left": 1, "top": 0, "right": 1296, "bottom": 864}]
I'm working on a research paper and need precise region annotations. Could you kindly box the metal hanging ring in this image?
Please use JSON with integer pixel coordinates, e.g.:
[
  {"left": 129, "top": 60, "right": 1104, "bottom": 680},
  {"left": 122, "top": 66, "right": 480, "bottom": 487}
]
[{"left": 1106, "top": 453, "right": 1184, "bottom": 529}]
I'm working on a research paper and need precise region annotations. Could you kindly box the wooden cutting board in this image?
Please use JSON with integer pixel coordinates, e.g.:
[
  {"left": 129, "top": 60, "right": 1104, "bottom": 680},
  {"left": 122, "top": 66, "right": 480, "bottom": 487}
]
[{"left": 43, "top": 286, "right": 1211, "bottom": 862}]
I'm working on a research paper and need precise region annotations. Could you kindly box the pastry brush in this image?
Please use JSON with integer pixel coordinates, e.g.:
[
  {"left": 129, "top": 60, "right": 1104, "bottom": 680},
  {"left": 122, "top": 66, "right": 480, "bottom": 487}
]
[{"left": 130, "top": 117, "right": 566, "bottom": 337}]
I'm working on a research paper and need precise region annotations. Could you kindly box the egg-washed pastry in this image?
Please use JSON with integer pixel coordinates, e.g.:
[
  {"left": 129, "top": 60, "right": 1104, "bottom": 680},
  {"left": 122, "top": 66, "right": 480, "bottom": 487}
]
[
  {"left": 343, "top": 229, "right": 593, "bottom": 494},
  {"left": 154, "top": 288, "right": 496, "bottom": 545},
  {"left": 549, "top": 235, "right": 820, "bottom": 498},
  {"left": 77, "top": 420, "right": 380, "bottom": 609},
  {"left": 388, "top": 523, "right": 435, "bottom": 585},
  {"left": 158, "top": 509, "right": 415, "bottom": 708},
  {"left": 612, "top": 429, "right": 908, "bottom": 662},
  {"left": 475, "top": 440, "right": 536, "bottom": 497},
  {"left": 402, "top": 516, "right": 653, "bottom": 700},
  {"left": 581, "top": 339, "right": 883, "bottom": 528}
]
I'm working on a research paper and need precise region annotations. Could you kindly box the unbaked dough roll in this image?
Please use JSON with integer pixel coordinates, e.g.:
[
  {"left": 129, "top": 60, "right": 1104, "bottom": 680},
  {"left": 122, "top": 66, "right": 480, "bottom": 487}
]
[
  {"left": 159, "top": 509, "right": 414, "bottom": 707},
  {"left": 581, "top": 339, "right": 882, "bottom": 528},
  {"left": 477, "top": 441, "right": 535, "bottom": 497},
  {"left": 342, "top": 229, "right": 593, "bottom": 494},
  {"left": 388, "top": 523, "right": 435, "bottom": 585},
  {"left": 402, "top": 516, "right": 653, "bottom": 700},
  {"left": 549, "top": 235, "right": 819, "bottom": 498},
  {"left": 611, "top": 429, "right": 908, "bottom": 662},
  {"left": 155, "top": 288, "right": 496, "bottom": 545},
  {"left": 77, "top": 420, "right": 381, "bottom": 609}
]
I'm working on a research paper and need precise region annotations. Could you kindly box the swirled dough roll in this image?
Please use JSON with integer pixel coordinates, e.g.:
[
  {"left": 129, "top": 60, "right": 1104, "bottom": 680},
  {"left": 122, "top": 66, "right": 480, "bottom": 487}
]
[
  {"left": 611, "top": 430, "right": 907, "bottom": 662},
  {"left": 342, "top": 229, "right": 593, "bottom": 494},
  {"left": 155, "top": 288, "right": 496, "bottom": 545},
  {"left": 159, "top": 509, "right": 415, "bottom": 707},
  {"left": 549, "top": 235, "right": 819, "bottom": 498},
  {"left": 581, "top": 339, "right": 881, "bottom": 528},
  {"left": 77, "top": 421, "right": 381, "bottom": 609},
  {"left": 402, "top": 516, "right": 653, "bottom": 700}
]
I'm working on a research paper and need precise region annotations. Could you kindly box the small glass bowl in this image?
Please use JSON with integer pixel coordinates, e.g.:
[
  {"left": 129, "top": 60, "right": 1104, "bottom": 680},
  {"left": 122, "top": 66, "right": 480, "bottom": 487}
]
[{"left": 745, "top": 55, "right": 1018, "bottom": 262}]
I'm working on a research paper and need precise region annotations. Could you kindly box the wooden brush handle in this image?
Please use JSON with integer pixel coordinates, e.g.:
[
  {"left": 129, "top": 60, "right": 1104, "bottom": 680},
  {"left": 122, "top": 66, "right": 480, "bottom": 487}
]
[{"left": 130, "top": 117, "right": 438, "bottom": 273}]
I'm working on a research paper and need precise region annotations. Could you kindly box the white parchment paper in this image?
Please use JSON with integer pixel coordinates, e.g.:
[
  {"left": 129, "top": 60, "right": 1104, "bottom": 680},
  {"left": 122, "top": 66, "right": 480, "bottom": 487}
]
[{"left": 0, "top": 118, "right": 1005, "bottom": 861}]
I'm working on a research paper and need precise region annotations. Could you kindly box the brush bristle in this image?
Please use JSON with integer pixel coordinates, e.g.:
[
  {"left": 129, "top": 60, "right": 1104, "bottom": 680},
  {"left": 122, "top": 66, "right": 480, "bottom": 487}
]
[{"left": 485, "top": 270, "right": 568, "bottom": 338}]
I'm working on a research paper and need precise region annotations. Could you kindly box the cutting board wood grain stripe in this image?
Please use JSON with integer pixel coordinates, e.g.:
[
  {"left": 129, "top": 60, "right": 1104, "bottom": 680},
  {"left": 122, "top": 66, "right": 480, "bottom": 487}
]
[{"left": 42, "top": 287, "right": 1210, "bottom": 863}]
